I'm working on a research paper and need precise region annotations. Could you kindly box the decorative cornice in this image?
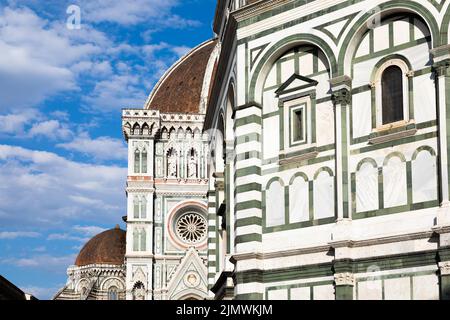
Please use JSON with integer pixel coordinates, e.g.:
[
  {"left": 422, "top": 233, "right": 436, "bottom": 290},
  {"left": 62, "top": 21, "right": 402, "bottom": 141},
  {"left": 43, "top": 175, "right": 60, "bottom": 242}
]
[
  {"left": 233, "top": 0, "right": 291, "bottom": 23},
  {"left": 232, "top": 230, "right": 436, "bottom": 263}
]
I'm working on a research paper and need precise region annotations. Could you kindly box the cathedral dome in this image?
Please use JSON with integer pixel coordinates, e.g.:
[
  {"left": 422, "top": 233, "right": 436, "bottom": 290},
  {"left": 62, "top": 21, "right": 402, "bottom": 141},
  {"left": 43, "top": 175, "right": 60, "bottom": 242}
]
[
  {"left": 144, "top": 39, "right": 218, "bottom": 114},
  {"left": 75, "top": 225, "right": 126, "bottom": 267}
]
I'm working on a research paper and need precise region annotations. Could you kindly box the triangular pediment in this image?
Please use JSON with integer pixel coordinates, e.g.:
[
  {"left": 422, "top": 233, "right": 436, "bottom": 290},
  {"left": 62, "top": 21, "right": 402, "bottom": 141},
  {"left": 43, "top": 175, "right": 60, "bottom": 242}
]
[
  {"left": 166, "top": 247, "right": 208, "bottom": 300},
  {"left": 275, "top": 74, "right": 318, "bottom": 96}
]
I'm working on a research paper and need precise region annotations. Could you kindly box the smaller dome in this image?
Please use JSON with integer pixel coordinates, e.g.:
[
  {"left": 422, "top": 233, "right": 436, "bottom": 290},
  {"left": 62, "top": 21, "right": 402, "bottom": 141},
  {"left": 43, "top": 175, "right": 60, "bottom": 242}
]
[{"left": 75, "top": 226, "right": 126, "bottom": 267}]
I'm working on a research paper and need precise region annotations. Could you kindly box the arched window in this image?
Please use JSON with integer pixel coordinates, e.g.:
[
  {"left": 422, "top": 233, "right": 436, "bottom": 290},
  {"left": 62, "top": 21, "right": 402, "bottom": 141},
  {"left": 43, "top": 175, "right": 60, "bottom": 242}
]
[
  {"left": 382, "top": 65, "right": 404, "bottom": 124},
  {"left": 132, "top": 123, "right": 140, "bottom": 135},
  {"left": 134, "top": 149, "right": 140, "bottom": 173},
  {"left": 142, "top": 123, "right": 150, "bottom": 135},
  {"left": 133, "top": 196, "right": 140, "bottom": 219},
  {"left": 289, "top": 176, "right": 309, "bottom": 223},
  {"left": 140, "top": 229, "right": 146, "bottom": 251},
  {"left": 133, "top": 228, "right": 146, "bottom": 251},
  {"left": 265, "top": 179, "right": 285, "bottom": 227},
  {"left": 356, "top": 161, "right": 379, "bottom": 213},
  {"left": 383, "top": 155, "right": 407, "bottom": 208},
  {"left": 108, "top": 286, "right": 118, "bottom": 300},
  {"left": 133, "top": 229, "right": 139, "bottom": 251},
  {"left": 141, "top": 196, "right": 147, "bottom": 219},
  {"left": 313, "top": 169, "right": 334, "bottom": 220},
  {"left": 141, "top": 149, "right": 147, "bottom": 174}
]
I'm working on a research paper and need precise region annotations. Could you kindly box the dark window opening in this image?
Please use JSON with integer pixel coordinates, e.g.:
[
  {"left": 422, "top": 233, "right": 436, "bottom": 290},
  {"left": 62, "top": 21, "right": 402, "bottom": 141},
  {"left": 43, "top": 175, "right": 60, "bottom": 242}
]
[
  {"left": 293, "top": 108, "right": 304, "bottom": 142},
  {"left": 382, "top": 65, "right": 404, "bottom": 125}
]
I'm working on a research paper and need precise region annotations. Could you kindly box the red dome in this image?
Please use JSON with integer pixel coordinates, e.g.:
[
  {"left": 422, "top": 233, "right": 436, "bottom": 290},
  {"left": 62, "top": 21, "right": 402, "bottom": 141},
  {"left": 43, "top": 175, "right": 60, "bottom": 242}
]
[
  {"left": 145, "top": 39, "right": 217, "bottom": 114},
  {"left": 75, "top": 226, "right": 126, "bottom": 267}
]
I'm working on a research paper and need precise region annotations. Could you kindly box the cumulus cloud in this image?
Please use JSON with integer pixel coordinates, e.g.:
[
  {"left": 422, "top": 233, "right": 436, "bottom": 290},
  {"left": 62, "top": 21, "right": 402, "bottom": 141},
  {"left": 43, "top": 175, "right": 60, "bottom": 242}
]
[
  {"left": 0, "top": 7, "right": 101, "bottom": 110},
  {"left": 57, "top": 132, "right": 128, "bottom": 161},
  {"left": 82, "top": 73, "right": 147, "bottom": 111},
  {"left": 0, "top": 109, "right": 41, "bottom": 135},
  {"left": 0, "top": 5, "right": 200, "bottom": 113},
  {"left": 0, "top": 145, "right": 126, "bottom": 228},
  {"left": 28, "top": 120, "right": 73, "bottom": 140}
]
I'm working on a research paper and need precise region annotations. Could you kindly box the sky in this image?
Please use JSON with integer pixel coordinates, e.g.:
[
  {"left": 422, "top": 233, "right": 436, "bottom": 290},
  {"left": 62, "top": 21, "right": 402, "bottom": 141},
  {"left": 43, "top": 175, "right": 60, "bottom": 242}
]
[{"left": 0, "top": 0, "right": 217, "bottom": 299}]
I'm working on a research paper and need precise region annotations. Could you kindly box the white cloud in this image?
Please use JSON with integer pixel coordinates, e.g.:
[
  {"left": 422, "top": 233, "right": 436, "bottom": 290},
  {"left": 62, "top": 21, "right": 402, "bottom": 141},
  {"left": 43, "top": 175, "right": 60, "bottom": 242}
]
[
  {"left": 0, "top": 231, "right": 40, "bottom": 239},
  {"left": 0, "top": 6, "right": 199, "bottom": 113},
  {"left": 80, "top": 0, "right": 199, "bottom": 27},
  {"left": 0, "top": 7, "right": 103, "bottom": 110},
  {"left": 47, "top": 233, "right": 89, "bottom": 243},
  {"left": 1, "top": 254, "right": 76, "bottom": 272},
  {"left": 73, "top": 225, "right": 106, "bottom": 237},
  {"left": 0, "top": 109, "right": 41, "bottom": 135},
  {"left": 28, "top": 120, "right": 73, "bottom": 140},
  {"left": 46, "top": 225, "right": 106, "bottom": 243},
  {"left": 170, "top": 45, "right": 192, "bottom": 57},
  {"left": 0, "top": 145, "right": 126, "bottom": 228},
  {"left": 82, "top": 73, "right": 147, "bottom": 111},
  {"left": 57, "top": 132, "right": 128, "bottom": 161}
]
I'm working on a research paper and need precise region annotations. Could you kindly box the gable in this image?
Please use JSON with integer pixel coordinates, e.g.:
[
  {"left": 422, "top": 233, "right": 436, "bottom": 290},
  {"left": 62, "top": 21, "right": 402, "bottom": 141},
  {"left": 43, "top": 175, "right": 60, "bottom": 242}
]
[{"left": 275, "top": 74, "right": 318, "bottom": 96}]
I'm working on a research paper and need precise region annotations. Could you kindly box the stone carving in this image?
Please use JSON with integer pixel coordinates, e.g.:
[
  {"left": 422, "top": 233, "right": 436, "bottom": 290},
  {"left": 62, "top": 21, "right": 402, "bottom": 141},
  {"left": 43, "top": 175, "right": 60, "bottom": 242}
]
[
  {"left": 188, "top": 153, "right": 198, "bottom": 178},
  {"left": 331, "top": 88, "right": 351, "bottom": 106},
  {"left": 439, "top": 261, "right": 450, "bottom": 275},
  {"left": 176, "top": 213, "right": 207, "bottom": 245},
  {"left": 133, "top": 282, "right": 145, "bottom": 300},
  {"left": 334, "top": 272, "right": 355, "bottom": 286},
  {"left": 167, "top": 149, "right": 177, "bottom": 178}
]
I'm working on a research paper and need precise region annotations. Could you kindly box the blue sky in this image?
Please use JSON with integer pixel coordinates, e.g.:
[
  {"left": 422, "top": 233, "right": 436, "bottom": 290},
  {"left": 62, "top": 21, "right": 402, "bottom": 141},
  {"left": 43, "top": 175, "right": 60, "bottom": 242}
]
[{"left": 0, "top": 0, "right": 217, "bottom": 299}]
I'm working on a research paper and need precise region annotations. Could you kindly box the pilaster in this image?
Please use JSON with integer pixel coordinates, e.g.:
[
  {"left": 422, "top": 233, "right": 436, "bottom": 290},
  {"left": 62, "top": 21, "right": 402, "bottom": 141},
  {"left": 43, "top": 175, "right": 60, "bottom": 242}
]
[
  {"left": 330, "top": 219, "right": 355, "bottom": 300},
  {"left": 330, "top": 76, "right": 352, "bottom": 221},
  {"left": 231, "top": 101, "right": 264, "bottom": 300}
]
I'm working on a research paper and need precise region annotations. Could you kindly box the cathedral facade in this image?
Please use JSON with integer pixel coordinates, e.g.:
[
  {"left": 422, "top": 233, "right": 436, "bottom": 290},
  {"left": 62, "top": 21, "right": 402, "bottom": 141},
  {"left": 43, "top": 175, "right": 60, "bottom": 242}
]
[{"left": 57, "top": 0, "right": 450, "bottom": 300}]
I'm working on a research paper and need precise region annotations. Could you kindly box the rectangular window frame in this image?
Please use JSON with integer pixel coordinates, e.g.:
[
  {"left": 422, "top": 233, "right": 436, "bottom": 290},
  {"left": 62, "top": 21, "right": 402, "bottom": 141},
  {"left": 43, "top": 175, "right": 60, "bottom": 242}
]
[
  {"left": 279, "top": 92, "right": 317, "bottom": 163},
  {"left": 290, "top": 103, "right": 307, "bottom": 146}
]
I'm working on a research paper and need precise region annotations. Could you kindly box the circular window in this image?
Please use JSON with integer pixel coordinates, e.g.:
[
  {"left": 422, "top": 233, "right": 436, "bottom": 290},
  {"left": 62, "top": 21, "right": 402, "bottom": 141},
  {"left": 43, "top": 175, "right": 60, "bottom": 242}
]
[{"left": 175, "top": 212, "right": 207, "bottom": 245}]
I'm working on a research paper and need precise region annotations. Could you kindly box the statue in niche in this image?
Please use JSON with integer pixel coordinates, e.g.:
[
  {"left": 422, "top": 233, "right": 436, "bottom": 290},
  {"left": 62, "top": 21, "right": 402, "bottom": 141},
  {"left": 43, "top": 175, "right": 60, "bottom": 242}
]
[
  {"left": 133, "top": 283, "right": 145, "bottom": 300},
  {"left": 167, "top": 149, "right": 177, "bottom": 178},
  {"left": 188, "top": 149, "right": 197, "bottom": 178}
]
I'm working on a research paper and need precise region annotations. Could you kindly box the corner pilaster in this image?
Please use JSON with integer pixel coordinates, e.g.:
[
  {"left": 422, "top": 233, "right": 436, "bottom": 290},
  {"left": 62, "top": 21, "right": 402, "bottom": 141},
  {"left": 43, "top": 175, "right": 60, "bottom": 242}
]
[
  {"left": 330, "top": 76, "right": 352, "bottom": 221},
  {"left": 231, "top": 101, "right": 264, "bottom": 300}
]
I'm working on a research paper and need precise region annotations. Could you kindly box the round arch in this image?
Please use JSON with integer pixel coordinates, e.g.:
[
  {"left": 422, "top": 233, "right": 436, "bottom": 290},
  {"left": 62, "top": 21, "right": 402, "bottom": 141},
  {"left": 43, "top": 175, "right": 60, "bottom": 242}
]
[
  {"left": 356, "top": 157, "right": 379, "bottom": 172},
  {"left": 338, "top": 1, "right": 440, "bottom": 76},
  {"left": 313, "top": 167, "right": 334, "bottom": 180},
  {"left": 100, "top": 276, "right": 126, "bottom": 291},
  {"left": 383, "top": 151, "right": 407, "bottom": 166},
  {"left": 171, "top": 289, "right": 206, "bottom": 300},
  {"left": 412, "top": 145, "right": 437, "bottom": 160},
  {"left": 248, "top": 34, "right": 337, "bottom": 103}
]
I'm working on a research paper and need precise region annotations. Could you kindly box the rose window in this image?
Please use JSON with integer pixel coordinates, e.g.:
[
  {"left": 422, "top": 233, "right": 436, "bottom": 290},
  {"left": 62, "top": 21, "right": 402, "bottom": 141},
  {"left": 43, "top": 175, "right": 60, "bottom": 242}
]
[{"left": 175, "top": 213, "right": 207, "bottom": 244}]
